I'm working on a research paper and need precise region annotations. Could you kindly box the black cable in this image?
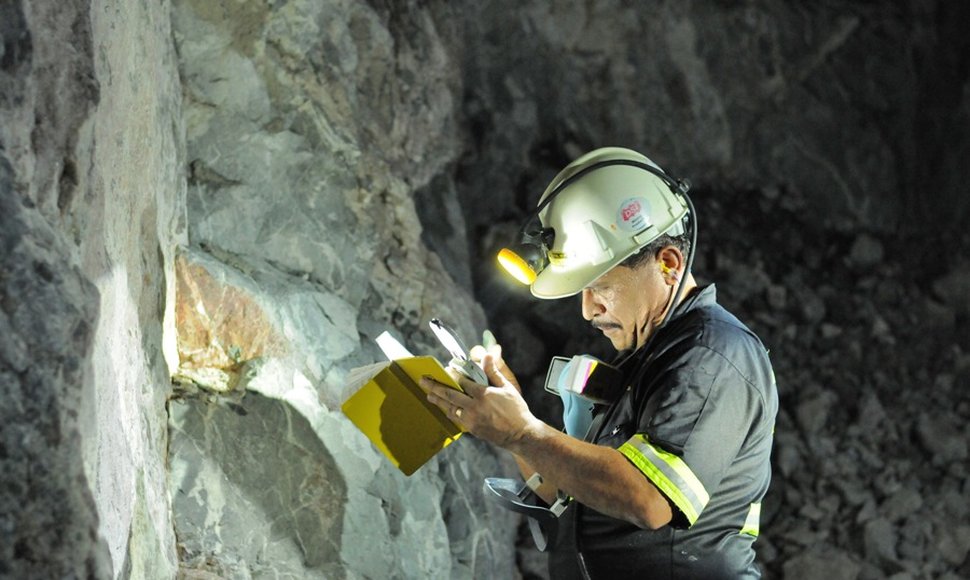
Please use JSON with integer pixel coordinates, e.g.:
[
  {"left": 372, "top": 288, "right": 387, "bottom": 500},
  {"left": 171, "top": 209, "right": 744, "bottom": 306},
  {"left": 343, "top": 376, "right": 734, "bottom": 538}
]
[{"left": 516, "top": 158, "right": 688, "bottom": 242}]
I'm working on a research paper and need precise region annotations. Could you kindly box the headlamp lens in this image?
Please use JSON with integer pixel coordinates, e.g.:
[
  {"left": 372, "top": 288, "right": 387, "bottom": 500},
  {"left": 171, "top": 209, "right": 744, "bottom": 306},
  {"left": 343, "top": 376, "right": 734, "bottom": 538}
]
[{"left": 498, "top": 247, "right": 540, "bottom": 285}]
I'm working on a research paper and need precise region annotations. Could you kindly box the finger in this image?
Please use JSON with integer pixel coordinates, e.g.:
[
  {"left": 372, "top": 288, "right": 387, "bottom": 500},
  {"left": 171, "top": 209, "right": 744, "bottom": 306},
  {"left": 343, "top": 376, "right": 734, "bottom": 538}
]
[
  {"left": 469, "top": 344, "right": 487, "bottom": 363},
  {"left": 426, "top": 390, "right": 457, "bottom": 416},
  {"left": 444, "top": 366, "right": 462, "bottom": 384},
  {"left": 429, "top": 395, "right": 457, "bottom": 420},
  {"left": 451, "top": 404, "right": 466, "bottom": 422},
  {"left": 456, "top": 374, "right": 487, "bottom": 397},
  {"left": 447, "top": 405, "right": 469, "bottom": 431},
  {"left": 482, "top": 354, "right": 512, "bottom": 388},
  {"left": 482, "top": 329, "right": 499, "bottom": 350},
  {"left": 417, "top": 374, "right": 443, "bottom": 395},
  {"left": 471, "top": 333, "right": 501, "bottom": 364},
  {"left": 420, "top": 377, "right": 465, "bottom": 406}
]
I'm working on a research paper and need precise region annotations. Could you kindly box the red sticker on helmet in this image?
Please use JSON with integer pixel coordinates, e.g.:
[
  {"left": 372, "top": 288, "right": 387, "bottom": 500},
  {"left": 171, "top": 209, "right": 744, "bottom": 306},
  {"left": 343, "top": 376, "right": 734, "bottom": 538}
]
[{"left": 617, "top": 197, "right": 651, "bottom": 231}]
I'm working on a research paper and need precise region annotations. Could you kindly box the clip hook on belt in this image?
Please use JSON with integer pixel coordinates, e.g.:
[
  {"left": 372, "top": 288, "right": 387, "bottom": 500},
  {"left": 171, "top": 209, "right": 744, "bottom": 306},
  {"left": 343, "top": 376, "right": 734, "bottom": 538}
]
[{"left": 483, "top": 474, "right": 571, "bottom": 551}]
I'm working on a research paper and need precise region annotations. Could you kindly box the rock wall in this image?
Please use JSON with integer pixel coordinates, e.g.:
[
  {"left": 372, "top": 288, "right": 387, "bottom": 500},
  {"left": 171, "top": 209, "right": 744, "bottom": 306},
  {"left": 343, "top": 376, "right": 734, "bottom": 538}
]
[
  {"left": 454, "top": 0, "right": 970, "bottom": 236},
  {"left": 168, "top": 1, "right": 516, "bottom": 578},
  {"left": 3, "top": 0, "right": 519, "bottom": 577},
  {"left": 1, "top": 0, "right": 183, "bottom": 577},
  {"left": 80, "top": 1, "right": 187, "bottom": 576},
  {"left": 687, "top": 187, "right": 969, "bottom": 579},
  {"left": 3, "top": 0, "right": 969, "bottom": 578}
]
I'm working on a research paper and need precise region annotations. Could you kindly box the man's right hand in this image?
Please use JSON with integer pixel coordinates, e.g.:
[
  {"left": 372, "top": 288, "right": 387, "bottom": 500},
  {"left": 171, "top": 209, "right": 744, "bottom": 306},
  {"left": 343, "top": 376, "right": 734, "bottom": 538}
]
[{"left": 466, "top": 334, "right": 557, "bottom": 499}]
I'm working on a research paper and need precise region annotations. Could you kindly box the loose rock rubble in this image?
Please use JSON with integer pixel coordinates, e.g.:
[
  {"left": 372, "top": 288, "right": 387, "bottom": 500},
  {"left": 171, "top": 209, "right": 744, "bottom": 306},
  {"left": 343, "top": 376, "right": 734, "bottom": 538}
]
[{"left": 695, "top": 184, "right": 970, "bottom": 578}]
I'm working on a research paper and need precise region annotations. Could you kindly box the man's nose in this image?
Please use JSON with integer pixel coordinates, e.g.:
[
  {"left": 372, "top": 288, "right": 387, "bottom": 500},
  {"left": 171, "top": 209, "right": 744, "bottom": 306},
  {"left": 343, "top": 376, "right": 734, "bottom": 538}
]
[{"left": 581, "top": 289, "right": 604, "bottom": 321}]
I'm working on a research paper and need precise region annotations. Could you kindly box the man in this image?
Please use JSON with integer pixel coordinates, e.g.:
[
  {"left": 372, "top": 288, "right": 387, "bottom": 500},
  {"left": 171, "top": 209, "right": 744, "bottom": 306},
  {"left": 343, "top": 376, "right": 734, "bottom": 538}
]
[{"left": 422, "top": 147, "right": 778, "bottom": 578}]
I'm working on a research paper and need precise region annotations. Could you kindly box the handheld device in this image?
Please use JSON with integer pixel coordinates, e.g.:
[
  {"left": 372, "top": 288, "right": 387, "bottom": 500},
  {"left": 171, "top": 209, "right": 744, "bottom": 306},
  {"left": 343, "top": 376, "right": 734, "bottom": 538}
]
[
  {"left": 543, "top": 354, "right": 624, "bottom": 404},
  {"left": 429, "top": 319, "right": 488, "bottom": 385}
]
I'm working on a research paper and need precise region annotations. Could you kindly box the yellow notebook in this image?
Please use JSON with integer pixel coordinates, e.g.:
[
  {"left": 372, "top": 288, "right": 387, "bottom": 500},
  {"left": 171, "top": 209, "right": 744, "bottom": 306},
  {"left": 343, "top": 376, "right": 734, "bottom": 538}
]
[{"left": 341, "top": 356, "right": 465, "bottom": 476}]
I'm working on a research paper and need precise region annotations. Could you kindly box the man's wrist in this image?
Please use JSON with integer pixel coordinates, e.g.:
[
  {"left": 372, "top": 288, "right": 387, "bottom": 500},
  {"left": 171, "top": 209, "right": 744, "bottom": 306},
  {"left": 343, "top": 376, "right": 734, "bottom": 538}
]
[{"left": 505, "top": 416, "right": 547, "bottom": 456}]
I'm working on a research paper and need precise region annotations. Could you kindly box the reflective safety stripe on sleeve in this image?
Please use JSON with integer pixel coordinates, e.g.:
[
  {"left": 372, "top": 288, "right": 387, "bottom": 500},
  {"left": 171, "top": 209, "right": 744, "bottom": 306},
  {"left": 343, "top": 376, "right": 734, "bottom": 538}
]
[
  {"left": 740, "top": 502, "right": 761, "bottom": 537},
  {"left": 617, "top": 434, "right": 710, "bottom": 525}
]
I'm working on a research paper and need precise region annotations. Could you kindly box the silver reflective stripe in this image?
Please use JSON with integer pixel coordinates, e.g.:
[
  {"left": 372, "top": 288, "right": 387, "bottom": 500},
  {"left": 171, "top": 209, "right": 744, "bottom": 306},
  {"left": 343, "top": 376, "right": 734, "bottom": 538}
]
[
  {"left": 618, "top": 434, "right": 710, "bottom": 525},
  {"left": 740, "top": 502, "right": 761, "bottom": 537}
]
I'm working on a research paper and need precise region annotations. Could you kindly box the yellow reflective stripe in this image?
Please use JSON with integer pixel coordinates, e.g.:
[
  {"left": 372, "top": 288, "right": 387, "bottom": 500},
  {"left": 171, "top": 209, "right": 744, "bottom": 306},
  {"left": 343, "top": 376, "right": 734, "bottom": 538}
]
[
  {"left": 740, "top": 502, "right": 761, "bottom": 537},
  {"left": 618, "top": 434, "right": 710, "bottom": 525}
]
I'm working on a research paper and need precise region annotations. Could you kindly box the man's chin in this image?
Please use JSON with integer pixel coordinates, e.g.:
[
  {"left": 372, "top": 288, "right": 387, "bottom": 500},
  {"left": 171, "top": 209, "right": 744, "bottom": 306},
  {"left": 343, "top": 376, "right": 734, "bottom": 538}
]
[
  {"left": 604, "top": 333, "right": 630, "bottom": 352},
  {"left": 594, "top": 325, "right": 629, "bottom": 350}
]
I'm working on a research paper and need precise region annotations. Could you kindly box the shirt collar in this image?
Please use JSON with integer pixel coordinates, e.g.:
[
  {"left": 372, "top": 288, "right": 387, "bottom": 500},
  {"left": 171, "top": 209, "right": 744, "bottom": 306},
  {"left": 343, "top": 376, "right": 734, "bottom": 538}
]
[{"left": 670, "top": 283, "right": 716, "bottom": 320}]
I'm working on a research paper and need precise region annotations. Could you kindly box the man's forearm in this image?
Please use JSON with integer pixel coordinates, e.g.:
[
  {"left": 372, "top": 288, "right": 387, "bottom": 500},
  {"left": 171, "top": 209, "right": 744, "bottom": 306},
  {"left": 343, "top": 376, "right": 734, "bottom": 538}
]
[
  {"left": 506, "top": 420, "right": 673, "bottom": 529},
  {"left": 512, "top": 454, "right": 559, "bottom": 504},
  {"left": 420, "top": 368, "right": 671, "bottom": 527}
]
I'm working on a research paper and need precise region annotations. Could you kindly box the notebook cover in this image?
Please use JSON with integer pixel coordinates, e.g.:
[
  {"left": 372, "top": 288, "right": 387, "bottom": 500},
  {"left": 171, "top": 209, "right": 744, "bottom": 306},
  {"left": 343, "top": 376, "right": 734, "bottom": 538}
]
[{"left": 341, "top": 356, "right": 465, "bottom": 476}]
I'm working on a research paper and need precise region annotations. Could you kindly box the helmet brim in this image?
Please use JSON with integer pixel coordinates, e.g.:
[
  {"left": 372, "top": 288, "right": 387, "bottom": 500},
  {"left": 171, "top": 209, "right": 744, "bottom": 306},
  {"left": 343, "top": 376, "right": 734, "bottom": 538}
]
[{"left": 530, "top": 247, "right": 639, "bottom": 299}]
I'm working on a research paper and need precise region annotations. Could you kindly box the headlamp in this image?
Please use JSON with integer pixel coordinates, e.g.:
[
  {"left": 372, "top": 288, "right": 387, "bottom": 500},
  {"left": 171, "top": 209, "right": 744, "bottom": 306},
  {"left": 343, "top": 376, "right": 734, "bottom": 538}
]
[{"left": 497, "top": 222, "right": 555, "bottom": 285}]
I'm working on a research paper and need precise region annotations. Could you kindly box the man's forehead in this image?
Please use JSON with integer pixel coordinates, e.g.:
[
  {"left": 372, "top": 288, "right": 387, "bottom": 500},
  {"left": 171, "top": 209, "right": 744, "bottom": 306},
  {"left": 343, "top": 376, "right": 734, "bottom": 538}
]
[{"left": 585, "top": 264, "right": 635, "bottom": 289}]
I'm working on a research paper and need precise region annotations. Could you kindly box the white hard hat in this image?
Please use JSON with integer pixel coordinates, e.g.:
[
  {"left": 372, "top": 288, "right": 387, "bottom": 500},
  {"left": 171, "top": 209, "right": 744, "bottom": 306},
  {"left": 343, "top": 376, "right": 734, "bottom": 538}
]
[{"left": 498, "top": 147, "right": 690, "bottom": 299}]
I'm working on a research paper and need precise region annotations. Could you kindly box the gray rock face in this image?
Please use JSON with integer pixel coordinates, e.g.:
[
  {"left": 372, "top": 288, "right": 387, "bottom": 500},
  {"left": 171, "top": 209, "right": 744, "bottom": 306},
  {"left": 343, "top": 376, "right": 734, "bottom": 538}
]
[
  {"left": 0, "top": 157, "right": 107, "bottom": 579},
  {"left": 454, "top": 1, "right": 970, "bottom": 234},
  {"left": 167, "top": 247, "right": 517, "bottom": 578},
  {"left": 168, "top": 1, "right": 516, "bottom": 576},
  {"left": 170, "top": 359, "right": 518, "bottom": 579},
  {"left": 78, "top": 0, "right": 187, "bottom": 576},
  {"left": 174, "top": 0, "right": 466, "bottom": 306},
  {"left": 4, "top": 0, "right": 970, "bottom": 578},
  {"left": 170, "top": 391, "right": 347, "bottom": 579},
  {"left": 2, "top": 0, "right": 185, "bottom": 576},
  {"left": 7, "top": 0, "right": 516, "bottom": 576}
]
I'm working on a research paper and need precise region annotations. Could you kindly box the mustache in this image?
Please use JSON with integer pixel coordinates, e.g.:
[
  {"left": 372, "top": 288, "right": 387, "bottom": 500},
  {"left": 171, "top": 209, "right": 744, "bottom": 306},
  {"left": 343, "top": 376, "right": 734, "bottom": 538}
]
[{"left": 592, "top": 320, "right": 622, "bottom": 331}]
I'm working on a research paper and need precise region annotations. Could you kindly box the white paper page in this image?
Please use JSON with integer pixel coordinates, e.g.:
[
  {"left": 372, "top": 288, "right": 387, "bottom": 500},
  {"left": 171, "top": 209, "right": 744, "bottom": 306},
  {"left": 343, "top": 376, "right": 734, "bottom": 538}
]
[{"left": 376, "top": 331, "right": 415, "bottom": 361}]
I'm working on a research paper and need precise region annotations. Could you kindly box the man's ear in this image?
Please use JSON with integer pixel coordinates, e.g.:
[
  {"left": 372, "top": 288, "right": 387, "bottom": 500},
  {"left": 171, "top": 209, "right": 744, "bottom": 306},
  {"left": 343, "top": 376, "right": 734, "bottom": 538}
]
[{"left": 657, "top": 246, "right": 683, "bottom": 284}]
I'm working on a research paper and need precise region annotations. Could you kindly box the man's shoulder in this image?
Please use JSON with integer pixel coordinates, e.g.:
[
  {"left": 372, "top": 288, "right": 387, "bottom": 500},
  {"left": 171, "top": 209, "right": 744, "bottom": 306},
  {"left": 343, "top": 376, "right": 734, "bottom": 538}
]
[
  {"left": 675, "top": 287, "right": 760, "bottom": 346},
  {"left": 694, "top": 302, "right": 759, "bottom": 344},
  {"left": 674, "top": 300, "right": 773, "bottom": 390}
]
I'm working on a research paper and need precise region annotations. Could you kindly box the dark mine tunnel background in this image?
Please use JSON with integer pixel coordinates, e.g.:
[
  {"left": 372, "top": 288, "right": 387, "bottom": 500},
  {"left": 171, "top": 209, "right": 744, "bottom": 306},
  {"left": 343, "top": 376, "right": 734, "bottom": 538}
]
[{"left": 417, "top": 1, "right": 970, "bottom": 577}]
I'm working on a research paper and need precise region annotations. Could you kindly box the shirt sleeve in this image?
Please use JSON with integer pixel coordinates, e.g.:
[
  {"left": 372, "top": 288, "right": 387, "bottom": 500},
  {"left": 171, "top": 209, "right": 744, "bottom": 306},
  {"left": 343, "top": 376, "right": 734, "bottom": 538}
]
[{"left": 617, "top": 345, "right": 761, "bottom": 527}]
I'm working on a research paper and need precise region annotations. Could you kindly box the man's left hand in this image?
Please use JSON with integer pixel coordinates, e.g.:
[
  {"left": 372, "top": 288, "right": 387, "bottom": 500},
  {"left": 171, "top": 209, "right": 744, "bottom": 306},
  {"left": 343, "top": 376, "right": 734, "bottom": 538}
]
[{"left": 421, "top": 354, "right": 539, "bottom": 448}]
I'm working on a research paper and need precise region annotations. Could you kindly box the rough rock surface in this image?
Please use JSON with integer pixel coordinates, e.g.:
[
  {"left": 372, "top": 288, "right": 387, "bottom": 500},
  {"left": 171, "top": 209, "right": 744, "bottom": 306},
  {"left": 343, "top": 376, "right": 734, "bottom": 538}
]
[
  {"left": 1, "top": 0, "right": 183, "bottom": 577},
  {"left": 78, "top": 0, "right": 187, "bottom": 576},
  {"left": 696, "top": 187, "right": 970, "bottom": 579},
  {"left": 2, "top": 0, "right": 969, "bottom": 578},
  {"left": 169, "top": 1, "right": 518, "bottom": 577},
  {"left": 0, "top": 159, "right": 106, "bottom": 579},
  {"left": 168, "top": 247, "right": 518, "bottom": 578},
  {"left": 454, "top": 1, "right": 970, "bottom": 236}
]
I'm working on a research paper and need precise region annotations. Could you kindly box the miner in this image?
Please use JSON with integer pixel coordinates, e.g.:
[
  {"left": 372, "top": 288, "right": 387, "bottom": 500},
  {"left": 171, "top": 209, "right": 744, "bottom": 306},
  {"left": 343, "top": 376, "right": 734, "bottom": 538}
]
[{"left": 423, "top": 147, "right": 778, "bottom": 579}]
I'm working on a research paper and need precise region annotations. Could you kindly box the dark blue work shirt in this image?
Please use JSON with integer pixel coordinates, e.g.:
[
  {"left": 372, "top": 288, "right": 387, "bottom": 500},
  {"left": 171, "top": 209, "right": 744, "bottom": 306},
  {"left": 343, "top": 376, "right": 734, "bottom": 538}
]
[{"left": 550, "top": 285, "right": 778, "bottom": 579}]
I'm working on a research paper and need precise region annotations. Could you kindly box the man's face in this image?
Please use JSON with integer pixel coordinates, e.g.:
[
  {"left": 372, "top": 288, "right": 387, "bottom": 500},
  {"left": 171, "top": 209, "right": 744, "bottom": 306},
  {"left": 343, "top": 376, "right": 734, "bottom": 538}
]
[{"left": 581, "top": 260, "right": 671, "bottom": 352}]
